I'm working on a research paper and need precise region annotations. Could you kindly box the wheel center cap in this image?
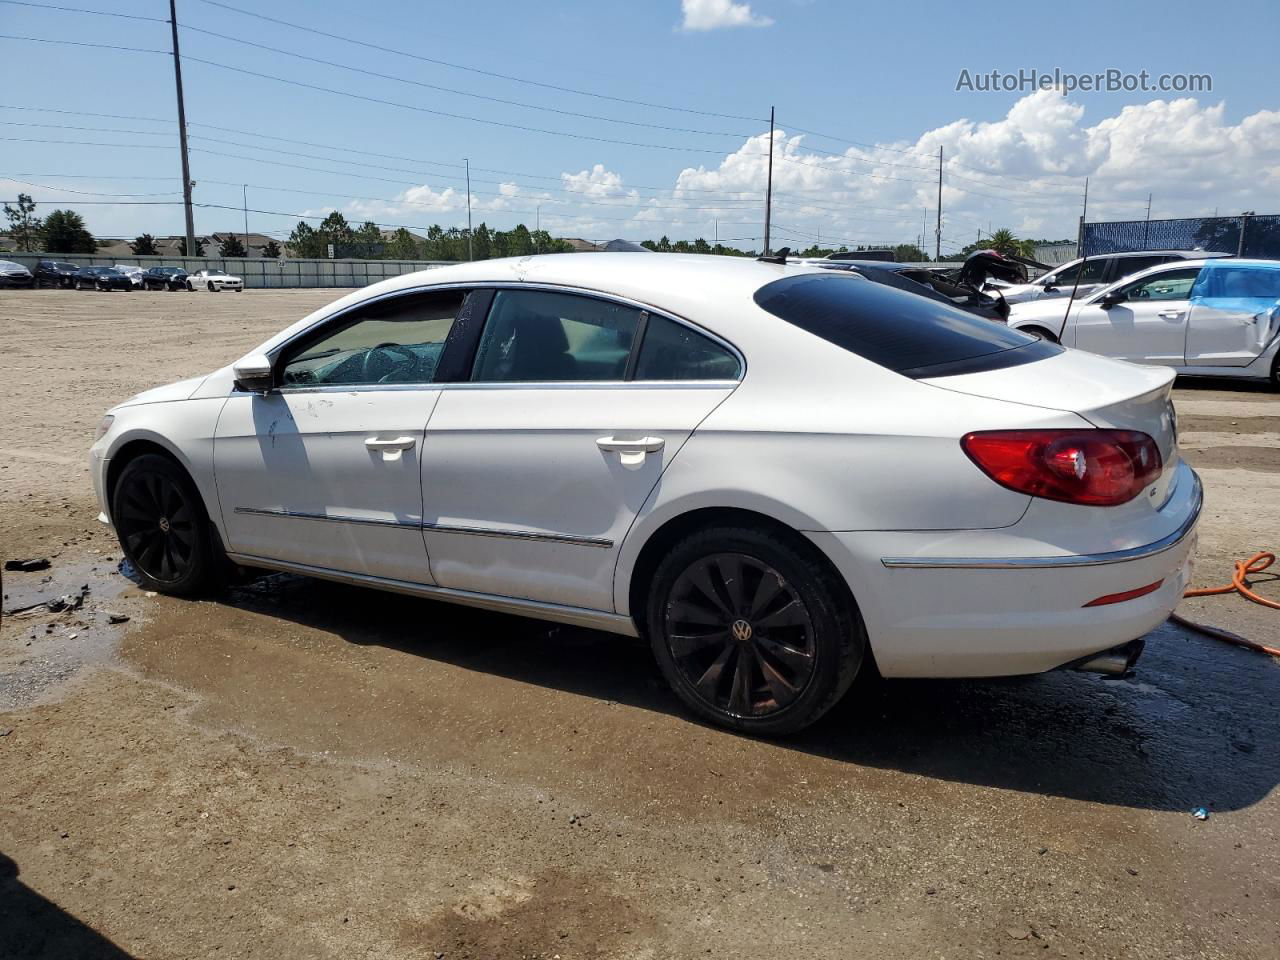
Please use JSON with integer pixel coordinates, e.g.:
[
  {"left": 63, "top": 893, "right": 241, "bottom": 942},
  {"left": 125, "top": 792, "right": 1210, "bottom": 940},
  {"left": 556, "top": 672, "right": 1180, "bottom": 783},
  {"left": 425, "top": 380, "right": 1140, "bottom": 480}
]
[
  {"left": 730, "top": 619, "right": 754, "bottom": 643},
  {"left": 158, "top": 516, "right": 171, "bottom": 533}
]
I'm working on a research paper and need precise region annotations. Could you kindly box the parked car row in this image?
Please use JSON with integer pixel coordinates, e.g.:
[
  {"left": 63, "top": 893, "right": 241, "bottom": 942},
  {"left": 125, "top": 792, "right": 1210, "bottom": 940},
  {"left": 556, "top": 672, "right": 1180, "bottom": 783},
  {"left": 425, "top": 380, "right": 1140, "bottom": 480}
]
[
  {"left": 1007, "top": 257, "right": 1280, "bottom": 386},
  {"left": 0, "top": 259, "right": 246, "bottom": 291}
]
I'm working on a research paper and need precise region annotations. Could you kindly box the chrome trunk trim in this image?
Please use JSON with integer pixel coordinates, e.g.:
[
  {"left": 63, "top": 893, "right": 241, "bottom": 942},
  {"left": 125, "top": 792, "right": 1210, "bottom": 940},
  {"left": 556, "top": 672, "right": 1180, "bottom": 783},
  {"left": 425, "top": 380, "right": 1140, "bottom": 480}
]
[{"left": 881, "top": 471, "right": 1201, "bottom": 570}]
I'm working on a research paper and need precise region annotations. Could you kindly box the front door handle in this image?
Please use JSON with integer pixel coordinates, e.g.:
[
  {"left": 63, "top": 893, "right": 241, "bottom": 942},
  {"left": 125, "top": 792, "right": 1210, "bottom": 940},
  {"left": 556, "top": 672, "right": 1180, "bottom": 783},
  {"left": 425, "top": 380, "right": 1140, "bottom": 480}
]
[
  {"left": 365, "top": 435, "right": 416, "bottom": 461},
  {"left": 1158, "top": 310, "right": 1184, "bottom": 319},
  {"left": 596, "top": 435, "right": 665, "bottom": 466}
]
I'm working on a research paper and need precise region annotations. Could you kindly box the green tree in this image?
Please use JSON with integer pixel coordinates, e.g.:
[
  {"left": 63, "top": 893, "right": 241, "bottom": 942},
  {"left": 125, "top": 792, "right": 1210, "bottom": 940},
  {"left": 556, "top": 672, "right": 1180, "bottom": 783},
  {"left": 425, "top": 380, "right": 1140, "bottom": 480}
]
[
  {"left": 4, "top": 194, "right": 43, "bottom": 252},
  {"left": 177, "top": 236, "right": 206, "bottom": 256},
  {"left": 287, "top": 221, "right": 324, "bottom": 258},
  {"left": 41, "top": 209, "right": 95, "bottom": 253},
  {"left": 261, "top": 239, "right": 282, "bottom": 258},
  {"left": 219, "top": 234, "right": 247, "bottom": 257},
  {"left": 383, "top": 228, "right": 419, "bottom": 260},
  {"left": 893, "top": 243, "right": 927, "bottom": 262},
  {"left": 130, "top": 233, "right": 159, "bottom": 255}
]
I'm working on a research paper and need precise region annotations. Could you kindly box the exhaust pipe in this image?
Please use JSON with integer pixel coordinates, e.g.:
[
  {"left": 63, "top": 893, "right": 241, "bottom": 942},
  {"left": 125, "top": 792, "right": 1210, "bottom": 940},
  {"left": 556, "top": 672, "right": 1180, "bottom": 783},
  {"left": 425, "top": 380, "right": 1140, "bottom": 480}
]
[{"left": 1074, "top": 639, "right": 1144, "bottom": 676}]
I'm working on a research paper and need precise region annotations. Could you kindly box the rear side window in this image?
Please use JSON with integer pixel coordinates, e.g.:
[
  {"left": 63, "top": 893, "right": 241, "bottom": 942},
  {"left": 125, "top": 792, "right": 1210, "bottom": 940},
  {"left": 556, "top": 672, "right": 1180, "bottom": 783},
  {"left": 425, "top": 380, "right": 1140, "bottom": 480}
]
[
  {"left": 753, "top": 273, "right": 1059, "bottom": 378},
  {"left": 471, "top": 289, "right": 642, "bottom": 382},
  {"left": 634, "top": 315, "right": 741, "bottom": 380}
]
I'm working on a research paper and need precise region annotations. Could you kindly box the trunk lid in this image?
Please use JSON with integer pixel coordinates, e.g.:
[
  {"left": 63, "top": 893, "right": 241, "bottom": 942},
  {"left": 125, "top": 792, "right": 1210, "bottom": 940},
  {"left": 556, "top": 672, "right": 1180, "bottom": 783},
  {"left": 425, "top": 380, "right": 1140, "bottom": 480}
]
[{"left": 921, "top": 348, "right": 1180, "bottom": 500}]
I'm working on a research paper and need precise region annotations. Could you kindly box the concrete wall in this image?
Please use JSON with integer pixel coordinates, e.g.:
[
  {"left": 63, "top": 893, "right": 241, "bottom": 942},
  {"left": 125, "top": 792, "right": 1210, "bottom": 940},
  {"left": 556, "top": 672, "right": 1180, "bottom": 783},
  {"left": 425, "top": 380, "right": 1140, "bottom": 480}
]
[{"left": 4, "top": 253, "right": 456, "bottom": 289}]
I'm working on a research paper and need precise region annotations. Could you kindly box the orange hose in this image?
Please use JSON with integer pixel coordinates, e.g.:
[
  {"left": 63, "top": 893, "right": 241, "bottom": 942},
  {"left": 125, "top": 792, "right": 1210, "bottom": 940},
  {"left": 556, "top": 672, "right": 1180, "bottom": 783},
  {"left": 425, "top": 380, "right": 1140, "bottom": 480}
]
[{"left": 1172, "top": 552, "right": 1280, "bottom": 657}]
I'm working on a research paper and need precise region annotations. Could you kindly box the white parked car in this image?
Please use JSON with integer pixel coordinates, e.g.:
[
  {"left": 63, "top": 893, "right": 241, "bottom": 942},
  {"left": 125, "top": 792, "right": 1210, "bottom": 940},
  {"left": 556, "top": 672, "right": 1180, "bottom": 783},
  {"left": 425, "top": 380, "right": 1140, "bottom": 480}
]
[
  {"left": 188, "top": 268, "right": 244, "bottom": 292},
  {"left": 998, "top": 250, "right": 1231, "bottom": 305},
  {"left": 1008, "top": 258, "right": 1280, "bottom": 386},
  {"left": 90, "top": 255, "right": 1200, "bottom": 734}
]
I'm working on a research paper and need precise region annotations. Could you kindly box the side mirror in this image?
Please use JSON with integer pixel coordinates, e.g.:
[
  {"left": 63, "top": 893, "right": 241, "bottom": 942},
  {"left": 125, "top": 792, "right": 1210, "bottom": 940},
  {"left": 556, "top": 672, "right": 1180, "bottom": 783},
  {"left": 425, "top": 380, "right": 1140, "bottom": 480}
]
[
  {"left": 1098, "top": 290, "right": 1127, "bottom": 309},
  {"left": 232, "top": 353, "right": 274, "bottom": 393},
  {"left": 1042, "top": 281, "right": 1058, "bottom": 292}
]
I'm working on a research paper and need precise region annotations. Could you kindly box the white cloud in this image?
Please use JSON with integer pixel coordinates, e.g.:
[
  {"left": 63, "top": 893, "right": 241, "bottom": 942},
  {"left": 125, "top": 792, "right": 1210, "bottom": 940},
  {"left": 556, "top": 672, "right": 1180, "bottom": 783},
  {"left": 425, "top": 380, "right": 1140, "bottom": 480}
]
[
  {"left": 680, "top": 0, "right": 773, "bottom": 31},
  {"left": 667, "top": 91, "right": 1280, "bottom": 250}
]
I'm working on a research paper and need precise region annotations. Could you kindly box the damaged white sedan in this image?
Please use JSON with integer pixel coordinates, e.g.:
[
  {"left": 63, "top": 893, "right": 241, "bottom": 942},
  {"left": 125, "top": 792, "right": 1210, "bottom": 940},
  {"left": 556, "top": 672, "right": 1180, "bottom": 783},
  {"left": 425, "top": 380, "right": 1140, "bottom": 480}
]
[{"left": 91, "top": 254, "right": 1200, "bottom": 734}]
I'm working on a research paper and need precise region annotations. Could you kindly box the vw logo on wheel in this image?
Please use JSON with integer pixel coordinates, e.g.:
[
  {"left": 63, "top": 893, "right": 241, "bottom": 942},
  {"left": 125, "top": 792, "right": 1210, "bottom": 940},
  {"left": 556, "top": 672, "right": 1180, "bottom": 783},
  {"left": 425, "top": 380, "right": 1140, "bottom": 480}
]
[{"left": 731, "top": 619, "right": 754, "bottom": 642}]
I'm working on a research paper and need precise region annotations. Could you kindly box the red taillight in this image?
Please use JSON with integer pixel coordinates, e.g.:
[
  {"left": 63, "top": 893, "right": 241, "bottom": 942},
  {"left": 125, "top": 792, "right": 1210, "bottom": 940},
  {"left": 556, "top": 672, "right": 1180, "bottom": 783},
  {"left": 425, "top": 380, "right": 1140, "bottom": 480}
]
[{"left": 961, "top": 429, "right": 1162, "bottom": 506}]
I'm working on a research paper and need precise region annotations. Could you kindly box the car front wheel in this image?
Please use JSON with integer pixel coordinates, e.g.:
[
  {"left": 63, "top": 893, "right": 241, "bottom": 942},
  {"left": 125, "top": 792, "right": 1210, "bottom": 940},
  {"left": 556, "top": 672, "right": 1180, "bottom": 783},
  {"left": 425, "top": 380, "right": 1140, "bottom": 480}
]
[
  {"left": 111, "top": 454, "right": 216, "bottom": 596},
  {"left": 646, "top": 524, "right": 865, "bottom": 735}
]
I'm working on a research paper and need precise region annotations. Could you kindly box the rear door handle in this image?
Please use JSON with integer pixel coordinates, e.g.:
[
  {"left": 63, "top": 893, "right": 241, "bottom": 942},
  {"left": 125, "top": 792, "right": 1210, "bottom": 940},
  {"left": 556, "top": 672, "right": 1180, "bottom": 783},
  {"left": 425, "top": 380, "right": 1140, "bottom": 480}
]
[
  {"left": 1158, "top": 310, "right": 1184, "bottom": 319},
  {"left": 596, "top": 435, "right": 665, "bottom": 466},
  {"left": 365, "top": 435, "right": 416, "bottom": 461}
]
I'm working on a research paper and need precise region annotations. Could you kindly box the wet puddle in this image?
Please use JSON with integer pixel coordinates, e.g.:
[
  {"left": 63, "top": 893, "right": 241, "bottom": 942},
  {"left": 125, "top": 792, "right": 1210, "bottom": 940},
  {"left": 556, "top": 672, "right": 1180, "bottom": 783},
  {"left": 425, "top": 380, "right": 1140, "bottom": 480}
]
[{"left": 0, "top": 555, "right": 143, "bottom": 709}]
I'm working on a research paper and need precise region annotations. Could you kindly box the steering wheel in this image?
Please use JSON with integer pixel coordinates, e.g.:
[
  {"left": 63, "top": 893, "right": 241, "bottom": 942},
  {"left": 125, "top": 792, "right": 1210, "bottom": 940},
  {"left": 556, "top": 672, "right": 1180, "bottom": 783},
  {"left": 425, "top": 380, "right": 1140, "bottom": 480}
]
[{"left": 359, "top": 343, "right": 418, "bottom": 383}]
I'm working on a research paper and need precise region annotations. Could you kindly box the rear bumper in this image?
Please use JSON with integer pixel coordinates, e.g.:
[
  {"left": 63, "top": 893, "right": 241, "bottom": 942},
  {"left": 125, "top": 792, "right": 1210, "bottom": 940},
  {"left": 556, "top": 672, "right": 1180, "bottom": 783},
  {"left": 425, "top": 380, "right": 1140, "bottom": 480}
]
[{"left": 808, "top": 464, "right": 1201, "bottom": 678}]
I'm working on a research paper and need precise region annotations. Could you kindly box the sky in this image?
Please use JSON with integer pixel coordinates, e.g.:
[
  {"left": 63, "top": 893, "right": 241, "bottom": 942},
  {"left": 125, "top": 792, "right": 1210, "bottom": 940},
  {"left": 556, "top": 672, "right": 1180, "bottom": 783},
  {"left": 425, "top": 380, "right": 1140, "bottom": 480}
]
[{"left": 2, "top": 0, "right": 1278, "bottom": 254}]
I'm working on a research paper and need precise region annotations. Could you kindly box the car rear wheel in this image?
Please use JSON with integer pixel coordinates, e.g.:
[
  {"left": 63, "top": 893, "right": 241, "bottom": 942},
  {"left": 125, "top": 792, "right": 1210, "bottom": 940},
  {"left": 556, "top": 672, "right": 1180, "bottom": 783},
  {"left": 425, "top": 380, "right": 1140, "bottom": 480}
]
[
  {"left": 111, "top": 454, "right": 215, "bottom": 597},
  {"left": 647, "top": 525, "right": 865, "bottom": 735}
]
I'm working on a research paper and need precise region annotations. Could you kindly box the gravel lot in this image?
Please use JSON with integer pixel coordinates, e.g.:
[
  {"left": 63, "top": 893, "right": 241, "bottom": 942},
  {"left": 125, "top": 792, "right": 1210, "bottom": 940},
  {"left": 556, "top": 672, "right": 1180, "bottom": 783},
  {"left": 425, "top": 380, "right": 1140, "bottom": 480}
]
[{"left": 2, "top": 288, "right": 1278, "bottom": 959}]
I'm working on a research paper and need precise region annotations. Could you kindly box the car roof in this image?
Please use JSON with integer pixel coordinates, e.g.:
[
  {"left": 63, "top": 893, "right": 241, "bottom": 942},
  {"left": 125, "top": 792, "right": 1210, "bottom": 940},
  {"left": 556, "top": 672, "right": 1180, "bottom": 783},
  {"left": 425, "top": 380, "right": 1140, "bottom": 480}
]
[
  {"left": 258, "top": 253, "right": 831, "bottom": 356},
  {"left": 1107, "top": 249, "right": 1232, "bottom": 259}
]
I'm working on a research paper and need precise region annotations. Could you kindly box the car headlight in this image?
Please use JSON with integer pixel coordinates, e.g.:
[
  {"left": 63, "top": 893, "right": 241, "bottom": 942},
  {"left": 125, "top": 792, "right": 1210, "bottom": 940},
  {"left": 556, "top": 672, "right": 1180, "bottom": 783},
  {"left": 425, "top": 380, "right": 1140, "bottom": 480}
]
[{"left": 94, "top": 415, "right": 115, "bottom": 442}]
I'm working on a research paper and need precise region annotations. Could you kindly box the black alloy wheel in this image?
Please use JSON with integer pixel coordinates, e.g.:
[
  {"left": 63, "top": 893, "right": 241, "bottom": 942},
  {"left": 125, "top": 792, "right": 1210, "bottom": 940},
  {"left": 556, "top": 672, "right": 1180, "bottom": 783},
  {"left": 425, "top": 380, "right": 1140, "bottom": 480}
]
[
  {"left": 111, "top": 454, "right": 214, "bottom": 595},
  {"left": 648, "top": 525, "right": 865, "bottom": 735},
  {"left": 665, "top": 553, "right": 817, "bottom": 719}
]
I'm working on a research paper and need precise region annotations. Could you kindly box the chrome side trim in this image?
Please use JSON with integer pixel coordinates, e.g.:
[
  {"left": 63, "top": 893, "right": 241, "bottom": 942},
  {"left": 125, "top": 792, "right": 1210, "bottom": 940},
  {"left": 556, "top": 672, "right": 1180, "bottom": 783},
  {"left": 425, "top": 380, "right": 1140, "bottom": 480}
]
[
  {"left": 423, "top": 522, "right": 613, "bottom": 549},
  {"left": 234, "top": 506, "right": 419, "bottom": 529},
  {"left": 233, "top": 506, "right": 613, "bottom": 548},
  {"left": 881, "top": 471, "right": 1202, "bottom": 570},
  {"left": 223, "top": 552, "right": 639, "bottom": 637}
]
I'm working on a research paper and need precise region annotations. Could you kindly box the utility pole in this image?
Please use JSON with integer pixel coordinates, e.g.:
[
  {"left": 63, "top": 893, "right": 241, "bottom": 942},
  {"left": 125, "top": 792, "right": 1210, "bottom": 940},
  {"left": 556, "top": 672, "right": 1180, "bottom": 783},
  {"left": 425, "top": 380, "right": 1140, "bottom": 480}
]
[
  {"left": 535, "top": 203, "right": 540, "bottom": 234},
  {"left": 242, "top": 183, "right": 249, "bottom": 247},
  {"left": 763, "top": 106, "right": 775, "bottom": 256},
  {"left": 934, "top": 146, "right": 943, "bottom": 260},
  {"left": 1143, "top": 192, "right": 1152, "bottom": 247},
  {"left": 168, "top": 0, "right": 196, "bottom": 258},
  {"left": 715, "top": 218, "right": 718, "bottom": 244},
  {"left": 464, "top": 157, "right": 473, "bottom": 261}
]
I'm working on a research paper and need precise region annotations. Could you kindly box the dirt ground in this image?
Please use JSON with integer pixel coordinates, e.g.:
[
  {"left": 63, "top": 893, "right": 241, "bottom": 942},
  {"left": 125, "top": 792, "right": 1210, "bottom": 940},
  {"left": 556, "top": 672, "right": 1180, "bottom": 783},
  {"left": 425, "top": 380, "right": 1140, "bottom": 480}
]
[{"left": 1, "top": 288, "right": 1278, "bottom": 960}]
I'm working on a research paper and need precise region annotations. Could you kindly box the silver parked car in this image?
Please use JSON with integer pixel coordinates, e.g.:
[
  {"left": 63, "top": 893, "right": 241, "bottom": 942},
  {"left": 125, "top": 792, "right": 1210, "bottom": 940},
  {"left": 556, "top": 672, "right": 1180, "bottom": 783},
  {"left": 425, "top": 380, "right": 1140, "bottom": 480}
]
[{"left": 997, "top": 250, "right": 1232, "bottom": 305}]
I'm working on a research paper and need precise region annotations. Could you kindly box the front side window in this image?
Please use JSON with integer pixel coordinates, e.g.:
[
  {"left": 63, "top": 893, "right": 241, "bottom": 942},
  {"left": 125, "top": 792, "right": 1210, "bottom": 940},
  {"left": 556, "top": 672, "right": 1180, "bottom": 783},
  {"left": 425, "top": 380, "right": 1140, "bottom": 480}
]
[
  {"left": 471, "top": 289, "right": 642, "bottom": 382},
  {"left": 280, "top": 291, "right": 463, "bottom": 387},
  {"left": 1121, "top": 268, "right": 1200, "bottom": 302}
]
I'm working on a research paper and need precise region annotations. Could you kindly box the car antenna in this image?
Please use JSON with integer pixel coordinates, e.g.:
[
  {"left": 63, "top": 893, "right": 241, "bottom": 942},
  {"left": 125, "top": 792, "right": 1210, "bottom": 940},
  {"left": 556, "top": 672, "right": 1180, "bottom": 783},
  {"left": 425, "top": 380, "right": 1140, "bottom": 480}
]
[
  {"left": 1058, "top": 253, "right": 1088, "bottom": 341},
  {"left": 757, "top": 246, "right": 790, "bottom": 265}
]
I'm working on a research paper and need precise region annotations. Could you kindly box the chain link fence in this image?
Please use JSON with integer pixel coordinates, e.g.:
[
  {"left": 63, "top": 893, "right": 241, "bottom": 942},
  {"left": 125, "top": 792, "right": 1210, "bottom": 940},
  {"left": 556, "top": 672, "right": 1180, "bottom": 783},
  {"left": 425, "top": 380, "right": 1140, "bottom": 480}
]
[
  {"left": 1081, "top": 214, "right": 1280, "bottom": 260},
  {"left": 2, "top": 252, "right": 456, "bottom": 288}
]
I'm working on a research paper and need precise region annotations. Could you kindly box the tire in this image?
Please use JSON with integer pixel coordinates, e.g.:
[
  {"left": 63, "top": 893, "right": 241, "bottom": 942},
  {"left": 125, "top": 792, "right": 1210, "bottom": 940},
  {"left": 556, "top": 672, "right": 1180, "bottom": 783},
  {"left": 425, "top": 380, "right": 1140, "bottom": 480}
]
[
  {"left": 186, "top": 281, "right": 194, "bottom": 292},
  {"left": 111, "top": 453, "right": 216, "bottom": 597},
  {"left": 646, "top": 524, "right": 865, "bottom": 736},
  {"left": 1270, "top": 352, "right": 1280, "bottom": 391},
  {"left": 208, "top": 281, "right": 217, "bottom": 292}
]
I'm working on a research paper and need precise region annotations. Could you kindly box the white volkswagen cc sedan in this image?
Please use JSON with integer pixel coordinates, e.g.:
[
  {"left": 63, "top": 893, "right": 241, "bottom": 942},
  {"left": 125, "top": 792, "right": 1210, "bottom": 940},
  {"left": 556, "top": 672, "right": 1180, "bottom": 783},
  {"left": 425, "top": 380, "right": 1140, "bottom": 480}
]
[{"left": 90, "top": 254, "right": 1201, "bottom": 734}]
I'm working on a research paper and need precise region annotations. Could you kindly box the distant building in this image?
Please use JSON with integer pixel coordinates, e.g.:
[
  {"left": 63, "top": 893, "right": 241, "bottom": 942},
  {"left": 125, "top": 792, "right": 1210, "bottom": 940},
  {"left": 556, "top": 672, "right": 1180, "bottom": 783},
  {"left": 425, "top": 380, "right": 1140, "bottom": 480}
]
[
  {"left": 559, "top": 237, "right": 604, "bottom": 252},
  {"left": 95, "top": 233, "right": 283, "bottom": 258}
]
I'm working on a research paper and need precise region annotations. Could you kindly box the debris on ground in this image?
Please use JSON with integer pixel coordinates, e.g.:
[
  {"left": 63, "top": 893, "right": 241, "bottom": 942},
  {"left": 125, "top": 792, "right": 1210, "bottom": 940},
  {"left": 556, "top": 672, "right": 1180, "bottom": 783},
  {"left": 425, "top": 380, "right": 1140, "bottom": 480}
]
[
  {"left": 5, "top": 558, "right": 51, "bottom": 572},
  {"left": 107, "top": 612, "right": 130, "bottom": 624},
  {"left": 1192, "top": 807, "right": 1210, "bottom": 821}
]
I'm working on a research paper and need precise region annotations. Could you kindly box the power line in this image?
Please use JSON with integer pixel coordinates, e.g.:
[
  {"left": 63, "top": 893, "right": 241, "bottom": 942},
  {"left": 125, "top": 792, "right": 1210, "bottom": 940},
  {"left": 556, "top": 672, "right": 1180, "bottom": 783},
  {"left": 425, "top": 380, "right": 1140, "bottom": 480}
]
[
  {"left": 182, "top": 24, "right": 753, "bottom": 140},
  {"left": 0, "top": 0, "right": 165, "bottom": 21},
  {"left": 190, "top": 0, "right": 767, "bottom": 124}
]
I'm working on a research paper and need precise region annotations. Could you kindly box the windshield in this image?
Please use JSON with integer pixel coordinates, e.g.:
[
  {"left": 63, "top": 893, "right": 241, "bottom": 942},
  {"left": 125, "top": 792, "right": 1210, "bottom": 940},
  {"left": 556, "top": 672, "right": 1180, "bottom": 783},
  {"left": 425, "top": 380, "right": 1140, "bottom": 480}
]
[{"left": 206, "top": 269, "right": 227, "bottom": 276}]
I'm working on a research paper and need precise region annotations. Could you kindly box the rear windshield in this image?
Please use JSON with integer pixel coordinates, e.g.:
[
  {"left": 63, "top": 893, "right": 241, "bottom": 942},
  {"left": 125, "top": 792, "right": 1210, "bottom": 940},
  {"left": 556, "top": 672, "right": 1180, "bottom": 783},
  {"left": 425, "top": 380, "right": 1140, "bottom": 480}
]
[{"left": 753, "top": 273, "right": 1059, "bottom": 378}]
